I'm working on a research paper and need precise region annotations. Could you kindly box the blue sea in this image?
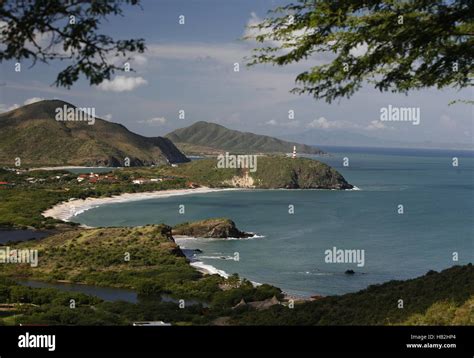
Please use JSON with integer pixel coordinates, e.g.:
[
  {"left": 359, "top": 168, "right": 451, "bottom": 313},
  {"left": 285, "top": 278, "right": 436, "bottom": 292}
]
[{"left": 73, "top": 147, "right": 474, "bottom": 297}]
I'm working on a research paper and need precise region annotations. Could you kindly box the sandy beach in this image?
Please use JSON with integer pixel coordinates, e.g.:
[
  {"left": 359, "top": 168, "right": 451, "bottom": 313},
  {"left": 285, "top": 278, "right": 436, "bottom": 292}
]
[{"left": 42, "top": 187, "right": 238, "bottom": 222}]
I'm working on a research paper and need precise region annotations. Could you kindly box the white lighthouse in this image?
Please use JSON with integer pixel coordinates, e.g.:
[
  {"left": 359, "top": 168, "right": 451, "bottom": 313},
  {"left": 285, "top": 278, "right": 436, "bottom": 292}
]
[{"left": 292, "top": 145, "right": 297, "bottom": 159}]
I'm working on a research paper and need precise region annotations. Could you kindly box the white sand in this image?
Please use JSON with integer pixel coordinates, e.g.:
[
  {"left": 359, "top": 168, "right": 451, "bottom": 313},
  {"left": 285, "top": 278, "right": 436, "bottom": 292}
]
[{"left": 42, "top": 187, "right": 238, "bottom": 222}]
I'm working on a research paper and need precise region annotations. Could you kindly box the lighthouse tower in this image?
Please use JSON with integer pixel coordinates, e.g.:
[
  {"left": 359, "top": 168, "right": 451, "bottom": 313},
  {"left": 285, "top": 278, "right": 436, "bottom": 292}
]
[{"left": 292, "top": 146, "right": 297, "bottom": 159}]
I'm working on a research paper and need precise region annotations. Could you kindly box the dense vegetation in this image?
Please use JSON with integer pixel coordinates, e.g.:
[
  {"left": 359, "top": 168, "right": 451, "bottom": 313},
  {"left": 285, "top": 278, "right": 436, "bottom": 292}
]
[
  {"left": 230, "top": 265, "right": 474, "bottom": 325},
  {"left": 0, "top": 263, "right": 471, "bottom": 326},
  {"left": 247, "top": 0, "right": 473, "bottom": 105},
  {"left": 165, "top": 121, "right": 323, "bottom": 155}
]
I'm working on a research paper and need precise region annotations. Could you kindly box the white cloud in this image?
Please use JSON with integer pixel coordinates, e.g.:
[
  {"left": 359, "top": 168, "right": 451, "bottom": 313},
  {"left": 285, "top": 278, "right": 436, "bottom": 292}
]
[
  {"left": 349, "top": 43, "right": 369, "bottom": 57},
  {"left": 306, "top": 117, "right": 357, "bottom": 129},
  {"left": 265, "top": 119, "right": 300, "bottom": 128},
  {"left": 23, "top": 97, "right": 44, "bottom": 105},
  {"left": 0, "top": 97, "right": 45, "bottom": 113},
  {"left": 366, "top": 120, "right": 387, "bottom": 130},
  {"left": 307, "top": 117, "right": 332, "bottom": 129},
  {"left": 139, "top": 117, "right": 167, "bottom": 126},
  {"left": 97, "top": 76, "right": 147, "bottom": 92},
  {"left": 306, "top": 116, "right": 385, "bottom": 131}
]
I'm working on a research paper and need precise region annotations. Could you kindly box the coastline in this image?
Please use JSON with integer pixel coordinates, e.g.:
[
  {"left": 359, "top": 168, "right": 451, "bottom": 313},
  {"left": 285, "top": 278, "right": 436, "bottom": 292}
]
[
  {"left": 174, "top": 236, "right": 232, "bottom": 279},
  {"left": 174, "top": 235, "right": 313, "bottom": 302},
  {"left": 42, "top": 187, "right": 239, "bottom": 223},
  {"left": 41, "top": 186, "right": 319, "bottom": 301}
]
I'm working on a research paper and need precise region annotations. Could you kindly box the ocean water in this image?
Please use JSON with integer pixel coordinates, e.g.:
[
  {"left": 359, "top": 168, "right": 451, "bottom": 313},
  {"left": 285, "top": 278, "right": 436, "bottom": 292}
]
[{"left": 74, "top": 148, "right": 474, "bottom": 297}]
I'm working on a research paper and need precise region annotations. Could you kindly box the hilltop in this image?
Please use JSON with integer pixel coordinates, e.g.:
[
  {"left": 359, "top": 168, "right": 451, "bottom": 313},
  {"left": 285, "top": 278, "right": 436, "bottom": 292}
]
[
  {"left": 0, "top": 100, "right": 189, "bottom": 167},
  {"left": 165, "top": 121, "right": 324, "bottom": 155},
  {"left": 160, "top": 156, "right": 353, "bottom": 190}
]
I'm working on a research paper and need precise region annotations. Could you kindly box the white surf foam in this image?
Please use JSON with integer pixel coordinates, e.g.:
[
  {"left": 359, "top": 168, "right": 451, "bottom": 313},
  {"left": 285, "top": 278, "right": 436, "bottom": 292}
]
[{"left": 190, "top": 261, "right": 230, "bottom": 278}]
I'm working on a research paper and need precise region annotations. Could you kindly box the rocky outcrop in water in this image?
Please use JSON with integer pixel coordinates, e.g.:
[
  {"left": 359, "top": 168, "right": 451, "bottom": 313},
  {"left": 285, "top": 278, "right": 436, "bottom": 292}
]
[{"left": 172, "top": 218, "right": 252, "bottom": 239}]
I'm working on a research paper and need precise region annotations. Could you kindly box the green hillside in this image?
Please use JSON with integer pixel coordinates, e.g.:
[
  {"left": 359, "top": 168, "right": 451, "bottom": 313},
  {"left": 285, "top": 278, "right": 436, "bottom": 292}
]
[
  {"left": 161, "top": 156, "right": 353, "bottom": 189},
  {"left": 0, "top": 100, "right": 189, "bottom": 167},
  {"left": 231, "top": 264, "right": 474, "bottom": 325},
  {"left": 165, "top": 121, "right": 324, "bottom": 155}
]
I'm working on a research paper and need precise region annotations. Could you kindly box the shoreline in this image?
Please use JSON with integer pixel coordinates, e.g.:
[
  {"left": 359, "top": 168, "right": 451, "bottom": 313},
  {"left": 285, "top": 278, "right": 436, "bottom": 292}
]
[
  {"left": 42, "top": 187, "right": 239, "bottom": 223},
  {"left": 41, "top": 187, "right": 318, "bottom": 301},
  {"left": 174, "top": 236, "right": 232, "bottom": 279},
  {"left": 174, "top": 236, "right": 315, "bottom": 301}
]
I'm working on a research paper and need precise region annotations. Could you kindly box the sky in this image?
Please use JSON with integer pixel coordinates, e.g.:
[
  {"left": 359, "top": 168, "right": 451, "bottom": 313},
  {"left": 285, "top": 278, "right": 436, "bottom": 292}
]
[{"left": 0, "top": 0, "right": 472, "bottom": 148}]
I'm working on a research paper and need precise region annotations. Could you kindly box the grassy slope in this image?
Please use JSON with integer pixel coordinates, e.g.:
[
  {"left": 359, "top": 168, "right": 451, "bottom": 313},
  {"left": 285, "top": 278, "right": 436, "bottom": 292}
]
[
  {"left": 250, "top": 156, "right": 352, "bottom": 189},
  {"left": 165, "top": 121, "right": 324, "bottom": 155},
  {"left": 0, "top": 100, "right": 188, "bottom": 166},
  {"left": 0, "top": 225, "right": 199, "bottom": 290}
]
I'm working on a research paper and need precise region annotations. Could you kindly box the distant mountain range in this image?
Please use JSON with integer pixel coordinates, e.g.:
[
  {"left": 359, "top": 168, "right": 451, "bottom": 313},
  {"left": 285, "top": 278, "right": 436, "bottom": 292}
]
[
  {"left": 165, "top": 121, "right": 324, "bottom": 155},
  {"left": 0, "top": 100, "right": 189, "bottom": 167}
]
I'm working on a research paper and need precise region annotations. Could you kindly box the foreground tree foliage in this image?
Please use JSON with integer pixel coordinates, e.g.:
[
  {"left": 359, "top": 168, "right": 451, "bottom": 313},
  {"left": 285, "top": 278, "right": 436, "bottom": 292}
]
[
  {"left": 0, "top": 0, "right": 145, "bottom": 87},
  {"left": 247, "top": 0, "right": 473, "bottom": 103}
]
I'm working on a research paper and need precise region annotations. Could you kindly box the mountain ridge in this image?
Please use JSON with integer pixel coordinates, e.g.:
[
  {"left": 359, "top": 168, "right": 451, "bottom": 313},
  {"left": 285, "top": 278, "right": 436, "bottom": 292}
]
[
  {"left": 0, "top": 100, "right": 189, "bottom": 167},
  {"left": 165, "top": 121, "right": 324, "bottom": 155}
]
